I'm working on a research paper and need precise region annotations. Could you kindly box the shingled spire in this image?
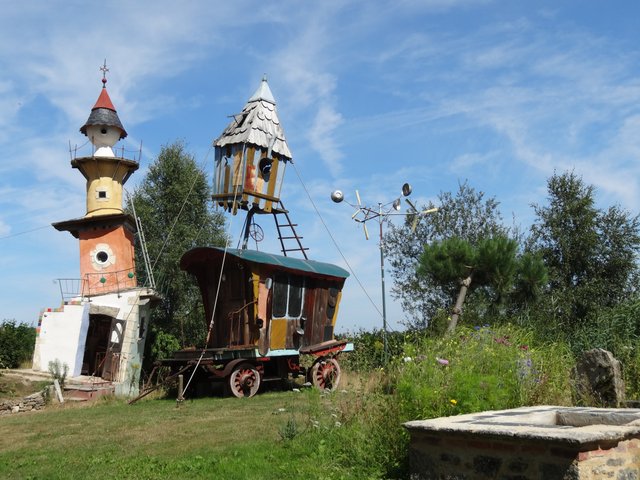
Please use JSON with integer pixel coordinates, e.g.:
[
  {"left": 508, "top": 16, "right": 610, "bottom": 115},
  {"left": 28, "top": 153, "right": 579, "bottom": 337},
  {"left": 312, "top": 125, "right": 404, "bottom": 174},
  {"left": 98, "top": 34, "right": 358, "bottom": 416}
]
[
  {"left": 80, "top": 61, "right": 127, "bottom": 140},
  {"left": 212, "top": 76, "right": 292, "bottom": 214}
]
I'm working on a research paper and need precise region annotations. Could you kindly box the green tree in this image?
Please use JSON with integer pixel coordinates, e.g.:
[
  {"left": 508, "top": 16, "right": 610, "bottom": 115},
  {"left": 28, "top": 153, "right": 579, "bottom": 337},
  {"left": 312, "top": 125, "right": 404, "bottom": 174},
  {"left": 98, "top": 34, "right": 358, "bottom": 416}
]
[
  {"left": 528, "top": 171, "right": 640, "bottom": 329},
  {"left": 127, "top": 141, "right": 227, "bottom": 360},
  {"left": 0, "top": 320, "right": 36, "bottom": 368},
  {"left": 418, "top": 236, "right": 546, "bottom": 332},
  {"left": 385, "top": 181, "right": 508, "bottom": 329}
]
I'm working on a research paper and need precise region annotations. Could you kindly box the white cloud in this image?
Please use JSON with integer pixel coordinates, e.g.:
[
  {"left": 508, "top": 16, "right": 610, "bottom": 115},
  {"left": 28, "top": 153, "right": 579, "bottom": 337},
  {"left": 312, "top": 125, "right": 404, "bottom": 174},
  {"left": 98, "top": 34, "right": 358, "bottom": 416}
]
[
  {"left": 449, "top": 152, "right": 496, "bottom": 171},
  {"left": 308, "top": 105, "right": 345, "bottom": 175},
  {"left": 376, "top": 33, "right": 439, "bottom": 65}
]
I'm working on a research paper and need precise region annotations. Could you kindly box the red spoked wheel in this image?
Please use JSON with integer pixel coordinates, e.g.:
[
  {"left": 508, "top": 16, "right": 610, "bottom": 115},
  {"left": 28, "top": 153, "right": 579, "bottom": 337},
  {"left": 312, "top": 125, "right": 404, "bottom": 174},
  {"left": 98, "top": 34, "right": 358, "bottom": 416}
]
[
  {"left": 228, "top": 363, "right": 261, "bottom": 398},
  {"left": 310, "top": 357, "right": 341, "bottom": 392}
]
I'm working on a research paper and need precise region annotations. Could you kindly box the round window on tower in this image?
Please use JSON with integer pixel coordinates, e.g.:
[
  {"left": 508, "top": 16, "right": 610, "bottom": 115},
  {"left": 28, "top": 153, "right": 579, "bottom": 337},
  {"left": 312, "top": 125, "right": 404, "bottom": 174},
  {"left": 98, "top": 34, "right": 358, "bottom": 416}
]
[
  {"left": 90, "top": 243, "right": 116, "bottom": 271},
  {"left": 96, "top": 251, "right": 109, "bottom": 264}
]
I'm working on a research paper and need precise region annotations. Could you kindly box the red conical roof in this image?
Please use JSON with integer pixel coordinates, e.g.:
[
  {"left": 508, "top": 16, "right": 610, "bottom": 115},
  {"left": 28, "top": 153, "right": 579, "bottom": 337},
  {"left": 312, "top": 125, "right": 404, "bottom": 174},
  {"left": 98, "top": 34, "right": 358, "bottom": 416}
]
[
  {"left": 80, "top": 84, "right": 127, "bottom": 139},
  {"left": 93, "top": 86, "right": 116, "bottom": 111}
]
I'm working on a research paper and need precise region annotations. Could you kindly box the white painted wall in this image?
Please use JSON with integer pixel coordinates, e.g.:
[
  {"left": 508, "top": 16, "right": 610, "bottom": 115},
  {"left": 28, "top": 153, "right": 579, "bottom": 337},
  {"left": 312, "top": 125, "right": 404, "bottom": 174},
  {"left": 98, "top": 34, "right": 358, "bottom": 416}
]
[{"left": 33, "top": 303, "right": 89, "bottom": 376}]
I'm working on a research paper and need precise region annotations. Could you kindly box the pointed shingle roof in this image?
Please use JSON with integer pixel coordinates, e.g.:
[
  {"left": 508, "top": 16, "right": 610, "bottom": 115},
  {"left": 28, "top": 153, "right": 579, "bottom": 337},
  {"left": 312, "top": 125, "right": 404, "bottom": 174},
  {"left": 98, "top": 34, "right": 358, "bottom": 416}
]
[
  {"left": 214, "top": 76, "right": 291, "bottom": 160},
  {"left": 80, "top": 85, "right": 127, "bottom": 140}
]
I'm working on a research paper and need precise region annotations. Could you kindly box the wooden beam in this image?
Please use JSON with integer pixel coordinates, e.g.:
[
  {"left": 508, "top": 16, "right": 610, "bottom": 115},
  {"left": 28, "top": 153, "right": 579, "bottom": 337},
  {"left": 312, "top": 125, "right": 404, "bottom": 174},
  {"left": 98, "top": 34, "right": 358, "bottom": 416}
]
[{"left": 264, "top": 155, "right": 280, "bottom": 213}]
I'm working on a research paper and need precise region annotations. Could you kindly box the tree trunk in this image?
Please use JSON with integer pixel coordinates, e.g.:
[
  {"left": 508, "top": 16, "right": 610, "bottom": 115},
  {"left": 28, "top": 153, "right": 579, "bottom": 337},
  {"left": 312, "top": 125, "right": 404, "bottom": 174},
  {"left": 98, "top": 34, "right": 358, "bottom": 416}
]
[{"left": 447, "top": 275, "right": 472, "bottom": 334}]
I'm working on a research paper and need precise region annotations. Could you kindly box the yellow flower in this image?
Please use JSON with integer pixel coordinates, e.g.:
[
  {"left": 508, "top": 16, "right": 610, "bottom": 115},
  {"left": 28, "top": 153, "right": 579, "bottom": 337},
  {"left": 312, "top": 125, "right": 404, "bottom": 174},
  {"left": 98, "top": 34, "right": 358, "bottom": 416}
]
[{"left": 450, "top": 399, "right": 457, "bottom": 406}]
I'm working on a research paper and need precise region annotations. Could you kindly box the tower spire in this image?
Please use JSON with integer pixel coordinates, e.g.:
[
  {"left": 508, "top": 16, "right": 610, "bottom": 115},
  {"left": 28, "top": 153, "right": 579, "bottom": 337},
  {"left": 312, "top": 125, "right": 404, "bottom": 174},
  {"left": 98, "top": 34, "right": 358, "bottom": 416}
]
[
  {"left": 80, "top": 62, "right": 127, "bottom": 145},
  {"left": 212, "top": 76, "right": 292, "bottom": 215},
  {"left": 100, "top": 59, "right": 109, "bottom": 88}
]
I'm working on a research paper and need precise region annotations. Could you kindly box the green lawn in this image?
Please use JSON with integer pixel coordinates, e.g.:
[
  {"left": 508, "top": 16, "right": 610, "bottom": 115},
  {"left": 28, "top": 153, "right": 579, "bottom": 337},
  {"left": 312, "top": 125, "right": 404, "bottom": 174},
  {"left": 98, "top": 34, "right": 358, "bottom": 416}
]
[{"left": 0, "top": 391, "right": 352, "bottom": 480}]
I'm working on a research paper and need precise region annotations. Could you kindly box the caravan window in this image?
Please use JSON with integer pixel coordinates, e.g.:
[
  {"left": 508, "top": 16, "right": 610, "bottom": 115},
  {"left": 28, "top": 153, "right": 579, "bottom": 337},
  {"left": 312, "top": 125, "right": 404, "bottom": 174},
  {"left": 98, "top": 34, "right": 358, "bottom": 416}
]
[{"left": 272, "top": 273, "right": 305, "bottom": 318}]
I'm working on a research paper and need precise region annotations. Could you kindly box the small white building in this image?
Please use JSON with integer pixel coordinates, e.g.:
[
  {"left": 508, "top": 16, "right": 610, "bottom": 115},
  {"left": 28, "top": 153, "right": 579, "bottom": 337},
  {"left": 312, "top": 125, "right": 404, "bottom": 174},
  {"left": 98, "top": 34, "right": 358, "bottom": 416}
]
[{"left": 32, "top": 65, "right": 158, "bottom": 396}]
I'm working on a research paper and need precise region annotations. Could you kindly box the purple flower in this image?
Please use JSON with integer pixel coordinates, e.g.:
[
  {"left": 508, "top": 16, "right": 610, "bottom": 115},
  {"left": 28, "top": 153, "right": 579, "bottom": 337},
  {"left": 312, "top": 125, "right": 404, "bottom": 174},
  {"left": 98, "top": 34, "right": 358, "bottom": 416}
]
[
  {"left": 517, "top": 357, "right": 534, "bottom": 379},
  {"left": 436, "top": 357, "right": 449, "bottom": 366}
]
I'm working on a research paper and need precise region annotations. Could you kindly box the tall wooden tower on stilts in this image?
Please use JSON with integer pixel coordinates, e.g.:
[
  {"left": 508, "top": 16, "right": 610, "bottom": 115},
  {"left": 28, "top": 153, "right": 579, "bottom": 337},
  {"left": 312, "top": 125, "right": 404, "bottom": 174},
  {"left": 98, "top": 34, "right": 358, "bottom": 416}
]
[{"left": 212, "top": 76, "right": 308, "bottom": 257}]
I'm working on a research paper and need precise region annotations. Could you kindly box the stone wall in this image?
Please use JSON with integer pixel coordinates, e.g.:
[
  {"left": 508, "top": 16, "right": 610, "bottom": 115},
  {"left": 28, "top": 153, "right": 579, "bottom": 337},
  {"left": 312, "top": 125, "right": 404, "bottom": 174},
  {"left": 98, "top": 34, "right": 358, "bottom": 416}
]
[
  {"left": 0, "top": 391, "right": 46, "bottom": 416},
  {"left": 409, "top": 430, "right": 640, "bottom": 479}
]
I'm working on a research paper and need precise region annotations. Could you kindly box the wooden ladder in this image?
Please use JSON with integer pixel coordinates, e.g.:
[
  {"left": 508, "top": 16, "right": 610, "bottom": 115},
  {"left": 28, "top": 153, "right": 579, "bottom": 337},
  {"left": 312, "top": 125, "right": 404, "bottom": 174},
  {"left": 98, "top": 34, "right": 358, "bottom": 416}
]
[{"left": 272, "top": 201, "right": 309, "bottom": 259}]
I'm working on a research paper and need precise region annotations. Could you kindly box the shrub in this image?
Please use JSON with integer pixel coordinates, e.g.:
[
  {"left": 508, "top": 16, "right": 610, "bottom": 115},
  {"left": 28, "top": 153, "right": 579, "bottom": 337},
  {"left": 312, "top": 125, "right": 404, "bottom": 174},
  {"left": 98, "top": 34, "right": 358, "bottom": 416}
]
[
  {"left": 0, "top": 320, "right": 36, "bottom": 368},
  {"left": 338, "top": 328, "right": 423, "bottom": 372},
  {"left": 150, "top": 330, "right": 181, "bottom": 362},
  {"left": 48, "top": 360, "right": 69, "bottom": 388}
]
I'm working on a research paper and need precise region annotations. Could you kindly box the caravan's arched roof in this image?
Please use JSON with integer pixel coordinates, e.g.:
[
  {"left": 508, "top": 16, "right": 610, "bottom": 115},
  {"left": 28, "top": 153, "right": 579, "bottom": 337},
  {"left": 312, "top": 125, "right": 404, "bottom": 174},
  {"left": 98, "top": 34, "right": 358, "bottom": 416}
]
[{"left": 181, "top": 247, "right": 349, "bottom": 280}]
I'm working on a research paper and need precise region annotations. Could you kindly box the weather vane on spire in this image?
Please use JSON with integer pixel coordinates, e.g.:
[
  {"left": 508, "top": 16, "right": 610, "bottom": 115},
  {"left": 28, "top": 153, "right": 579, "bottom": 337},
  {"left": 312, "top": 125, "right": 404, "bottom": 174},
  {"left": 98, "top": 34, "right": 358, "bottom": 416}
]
[{"left": 100, "top": 59, "right": 109, "bottom": 87}]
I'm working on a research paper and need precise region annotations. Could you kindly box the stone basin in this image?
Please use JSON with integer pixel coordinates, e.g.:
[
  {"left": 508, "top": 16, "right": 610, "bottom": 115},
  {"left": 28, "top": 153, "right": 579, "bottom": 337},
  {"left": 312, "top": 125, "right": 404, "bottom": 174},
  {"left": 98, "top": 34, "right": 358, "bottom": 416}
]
[{"left": 404, "top": 406, "right": 640, "bottom": 479}]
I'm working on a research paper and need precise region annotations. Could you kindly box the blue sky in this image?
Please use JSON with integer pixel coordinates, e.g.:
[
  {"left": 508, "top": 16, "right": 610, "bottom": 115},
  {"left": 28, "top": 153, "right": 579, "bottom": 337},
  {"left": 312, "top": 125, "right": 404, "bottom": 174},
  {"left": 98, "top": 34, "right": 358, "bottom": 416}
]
[{"left": 1, "top": 1, "right": 639, "bottom": 334}]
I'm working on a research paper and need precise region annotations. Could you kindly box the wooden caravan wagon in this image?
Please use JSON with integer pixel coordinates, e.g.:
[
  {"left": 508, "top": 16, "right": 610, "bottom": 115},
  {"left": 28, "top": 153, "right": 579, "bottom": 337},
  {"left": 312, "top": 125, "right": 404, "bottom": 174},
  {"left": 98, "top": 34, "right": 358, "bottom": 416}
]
[
  {"left": 133, "top": 77, "right": 355, "bottom": 401},
  {"left": 157, "top": 247, "right": 352, "bottom": 398}
]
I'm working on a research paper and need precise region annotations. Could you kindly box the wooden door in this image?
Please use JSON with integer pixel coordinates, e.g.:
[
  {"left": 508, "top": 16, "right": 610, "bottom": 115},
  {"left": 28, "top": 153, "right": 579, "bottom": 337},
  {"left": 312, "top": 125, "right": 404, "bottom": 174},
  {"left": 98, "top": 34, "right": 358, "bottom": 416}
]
[{"left": 102, "top": 319, "right": 125, "bottom": 381}]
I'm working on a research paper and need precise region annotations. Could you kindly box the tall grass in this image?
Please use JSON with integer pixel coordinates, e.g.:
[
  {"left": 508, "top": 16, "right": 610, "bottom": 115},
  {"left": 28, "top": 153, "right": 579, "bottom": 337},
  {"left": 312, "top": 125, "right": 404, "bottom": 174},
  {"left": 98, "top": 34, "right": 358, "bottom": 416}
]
[
  {"left": 314, "top": 323, "right": 576, "bottom": 477},
  {"left": 391, "top": 325, "right": 573, "bottom": 420},
  {"left": 571, "top": 298, "right": 640, "bottom": 399}
]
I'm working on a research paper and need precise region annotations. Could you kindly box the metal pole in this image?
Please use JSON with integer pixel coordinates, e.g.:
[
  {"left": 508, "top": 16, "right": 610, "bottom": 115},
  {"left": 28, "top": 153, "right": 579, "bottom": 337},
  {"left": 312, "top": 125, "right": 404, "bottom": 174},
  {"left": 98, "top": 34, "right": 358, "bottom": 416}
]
[
  {"left": 378, "top": 203, "right": 388, "bottom": 363},
  {"left": 241, "top": 207, "right": 257, "bottom": 250},
  {"left": 331, "top": 184, "right": 432, "bottom": 364}
]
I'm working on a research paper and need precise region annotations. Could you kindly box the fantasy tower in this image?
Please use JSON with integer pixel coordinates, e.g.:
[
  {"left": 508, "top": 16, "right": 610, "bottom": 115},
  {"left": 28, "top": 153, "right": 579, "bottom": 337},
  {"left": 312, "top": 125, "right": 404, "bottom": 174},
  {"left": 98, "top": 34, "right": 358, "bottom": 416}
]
[
  {"left": 32, "top": 64, "right": 156, "bottom": 396},
  {"left": 52, "top": 64, "right": 139, "bottom": 294}
]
